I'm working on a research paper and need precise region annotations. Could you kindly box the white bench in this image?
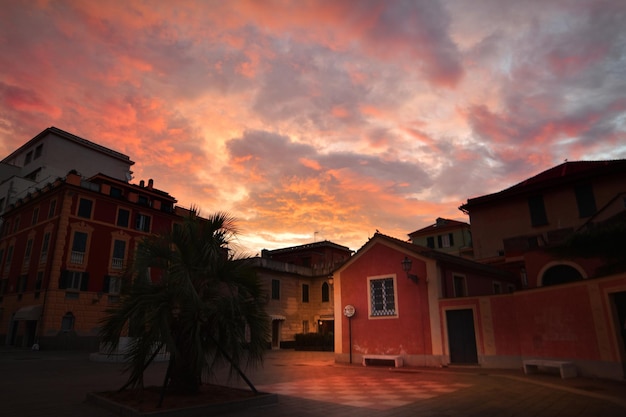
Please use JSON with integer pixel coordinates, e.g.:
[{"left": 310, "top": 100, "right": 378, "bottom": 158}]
[
  {"left": 523, "top": 359, "right": 577, "bottom": 379},
  {"left": 362, "top": 354, "right": 403, "bottom": 368}
]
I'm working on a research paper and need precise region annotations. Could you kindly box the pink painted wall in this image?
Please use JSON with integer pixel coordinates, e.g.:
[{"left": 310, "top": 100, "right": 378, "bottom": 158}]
[
  {"left": 440, "top": 275, "right": 626, "bottom": 370},
  {"left": 340, "top": 243, "right": 431, "bottom": 355}
]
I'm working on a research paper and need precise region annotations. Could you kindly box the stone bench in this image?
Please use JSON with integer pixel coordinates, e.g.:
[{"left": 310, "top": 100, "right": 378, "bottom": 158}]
[
  {"left": 523, "top": 359, "right": 577, "bottom": 379},
  {"left": 362, "top": 354, "right": 403, "bottom": 368}
]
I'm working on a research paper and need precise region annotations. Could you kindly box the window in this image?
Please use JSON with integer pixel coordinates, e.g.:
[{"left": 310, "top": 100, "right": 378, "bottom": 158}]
[
  {"left": 103, "top": 275, "right": 122, "bottom": 295},
  {"left": 369, "top": 277, "right": 396, "bottom": 317},
  {"left": 17, "top": 275, "right": 28, "bottom": 293},
  {"left": 31, "top": 207, "right": 39, "bottom": 225},
  {"left": 111, "top": 240, "right": 126, "bottom": 270},
  {"left": 453, "top": 275, "right": 466, "bottom": 297},
  {"left": 302, "top": 284, "right": 309, "bottom": 303},
  {"left": 271, "top": 279, "right": 280, "bottom": 300},
  {"left": 528, "top": 195, "right": 548, "bottom": 226},
  {"left": 13, "top": 216, "right": 20, "bottom": 232},
  {"left": 135, "top": 213, "right": 151, "bottom": 232},
  {"left": 48, "top": 200, "right": 56, "bottom": 218},
  {"left": 61, "top": 312, "right": 75, "bottom": 331},
  {"left": 110, "top": 187, "right": 123, "bottom": 198},
  {"left": 60, "top": 270, "right": 88, "bottom": 291},
  {"left": 493, "top": 281, "right": 502, "bottom": 294},
  {"left": 438, "top": 233, "right": 454, "bottom": 248},
  {"left": 5, "top": 246, "right": 14, "bottom": 270},
  {"left": 77, "top": 198, "right": 93, "bottom": 219},
  {"left": 40, "top": 232, "right": 50, "bottom": 263},
  {"left": 70, "top": 232, "right": 88, "bottom": 264},
  {"left": 23, "top": 239, "right": 33, "bottom": 264},
  {"left": 34, "top": 144, "right": 43, "bottom": 159},
  {"left": 34, "top": 271, "right": 43, "bottom": 298},
  {"left": 138, "top": 195, "right": 150, "bottom": 206},
  {"left": 25, "top": 151, "right": 33, "bottom": 165},
  {"left": 574, "top": 184, "right": 597, "bottom": 218},
  {"left": 426, "top": 236, "right": 435, "bottom": 248},
  {"left": 321, "top": 282, "right": 330, "bottom": 302},
  {"left": 117, "top": 208, "right": 130, "bottom": 227}
]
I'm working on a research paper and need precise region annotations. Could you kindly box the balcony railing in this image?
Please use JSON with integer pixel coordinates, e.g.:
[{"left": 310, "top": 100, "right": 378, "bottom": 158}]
[
  {"left": 111, "top": 257, "right": 124, "bottom": 270},
  {"left": 70, "top": 251, "right": 85, "bottom": 264}
]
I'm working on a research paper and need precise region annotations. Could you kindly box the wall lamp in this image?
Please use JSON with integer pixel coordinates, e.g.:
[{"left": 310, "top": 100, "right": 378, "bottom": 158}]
[{"left": 401, "top": 256, "right": 419, "bottom": 283}]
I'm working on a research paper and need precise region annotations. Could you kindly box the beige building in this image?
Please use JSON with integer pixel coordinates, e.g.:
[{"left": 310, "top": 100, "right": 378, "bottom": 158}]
[
  {"left": 408, "top": 218, "right": 472, "bottom": 258},
  {"left": 254, "top": 241, "right": 352, "bottom": 349}
]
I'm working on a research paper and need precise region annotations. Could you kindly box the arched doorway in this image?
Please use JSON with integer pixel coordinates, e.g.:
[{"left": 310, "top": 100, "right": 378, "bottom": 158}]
[{"left": 541, "top": 264, "right": 583, "bottom": 286}]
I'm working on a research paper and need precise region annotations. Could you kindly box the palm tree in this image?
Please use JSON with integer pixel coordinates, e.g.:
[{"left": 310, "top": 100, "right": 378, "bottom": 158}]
[{"left": 99, "top": 210, "right": 269, "bottom": 400}]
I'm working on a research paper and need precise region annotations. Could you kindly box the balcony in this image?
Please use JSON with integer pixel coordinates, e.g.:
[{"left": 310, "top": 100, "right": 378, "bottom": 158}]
[
  {"left": 111, "top": 257, "right": 124, "bottom": 270},
  {"left": 70, "top": 251, "right": 85, "bottom": 264}
]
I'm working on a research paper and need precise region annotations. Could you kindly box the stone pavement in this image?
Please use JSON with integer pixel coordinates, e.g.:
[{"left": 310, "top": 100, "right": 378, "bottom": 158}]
[{"left": 1, "top": 348, "right": 625, "bottom": 417}]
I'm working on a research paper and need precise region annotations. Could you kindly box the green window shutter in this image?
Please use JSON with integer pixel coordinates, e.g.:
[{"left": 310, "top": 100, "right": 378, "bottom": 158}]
[
  {"left": 102, "top": 275, "right": 111, "bottom": 293},
  {"left": 80, "top": 272, "right": 89, "bottom": 291},
  {"left": 59, "top": 270, "right": 67, "bottom": 289}
]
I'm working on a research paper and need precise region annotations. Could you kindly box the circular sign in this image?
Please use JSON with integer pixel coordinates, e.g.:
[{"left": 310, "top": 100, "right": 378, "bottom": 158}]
[{"left": 343, "top": 304, "right": 356, "bottom": 318}]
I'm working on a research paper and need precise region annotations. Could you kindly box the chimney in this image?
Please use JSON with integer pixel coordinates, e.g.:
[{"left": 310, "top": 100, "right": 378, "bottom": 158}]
[
  {"left": 147, "top": 179, "right": 153, "bottom": 190},
  {"left": 139, "top": 180, "right": 145, "bottom": 187}
]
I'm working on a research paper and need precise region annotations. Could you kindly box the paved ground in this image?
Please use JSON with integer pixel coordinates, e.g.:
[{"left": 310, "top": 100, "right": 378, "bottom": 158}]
[{"left": 1, "top": 348, "right": 625, "bottom": 417}]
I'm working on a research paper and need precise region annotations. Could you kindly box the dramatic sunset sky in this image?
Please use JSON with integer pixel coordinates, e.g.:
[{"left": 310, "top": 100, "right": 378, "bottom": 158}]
[{"left": 1, "top": 1, "right": 625, "bottom": 254}]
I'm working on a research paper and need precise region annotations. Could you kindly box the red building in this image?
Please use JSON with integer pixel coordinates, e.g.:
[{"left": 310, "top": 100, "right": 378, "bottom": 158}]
[
  {"left": 333, "top": 233, "right": 516, "bottom": 366},
  {"left": 0, "top": 171, "right": 182, "bottom": 349},
  {"left": 334, "top": 160, "right": 626, "bottom": 380}
]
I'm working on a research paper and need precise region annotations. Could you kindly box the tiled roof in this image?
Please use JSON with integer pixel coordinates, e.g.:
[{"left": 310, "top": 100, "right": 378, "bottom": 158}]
[
  {"left": 346, "top": 232, "right": 513, "bottom": 278},
  {"left": 408, "top": 218, "right": 469, "bottom": 236},
  {"left": 461, "top": 159, "right": 626, "bottom": 211}
]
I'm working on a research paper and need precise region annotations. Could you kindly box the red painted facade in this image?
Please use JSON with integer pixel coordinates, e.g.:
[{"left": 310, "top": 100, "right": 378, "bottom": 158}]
[
  {"left": 334, "top": 233, "right": 516, "bottom": 367},
  {"left": 0, "top": 171, "right": 182, "bottom": 349}
]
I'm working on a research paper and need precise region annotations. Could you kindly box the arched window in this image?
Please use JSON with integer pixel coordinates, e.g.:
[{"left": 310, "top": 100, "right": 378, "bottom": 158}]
[
  {"left": 541, "top": 264, "right": 583, "bottom": 286},
  {"left": 61, "top": 312, "right": 75, "bottom": 331},
  {"left": 321, "top": 282, "right": 330, "bottom": 302}
]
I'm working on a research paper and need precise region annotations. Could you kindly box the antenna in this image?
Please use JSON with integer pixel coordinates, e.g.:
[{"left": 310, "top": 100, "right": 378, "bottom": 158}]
[{"left": 314, "top": 231, "right": 319, "bottom": 242}]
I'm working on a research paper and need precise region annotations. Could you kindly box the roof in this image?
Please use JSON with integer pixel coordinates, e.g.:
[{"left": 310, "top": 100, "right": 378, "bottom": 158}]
[
  {"left": 1, "top": 126, "right": 135, "bottom": 166},
  {"left": 338, "top": 232, "right": 513, "bottom": 278},
  {"left": 408, "top": 218, "right": 469, "bottom": 236},
  {"left": 263, "top": 240, "right": 352, "bottom": 256},
  {"left": 460, "top": 160, "right": 626, "bottom": 212}
]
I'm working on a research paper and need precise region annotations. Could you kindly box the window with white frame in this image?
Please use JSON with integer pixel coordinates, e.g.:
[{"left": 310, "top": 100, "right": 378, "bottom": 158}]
[
  {"left": 70, "top": 231, "right": 88, "bottom": 264},
  {"left": 64, "top": 271, "right": 86, "bottom": 291},
  {"left": 48, "top": 200, "right": 56, "bottom": 218},
  {"left": 369, "top": 276, "right": 397, "bottom": 317},
  {"left": 40, "top": 232, "right": 50, "bottom": 263},
  {"left": 23, "top": 239, "right": 33, "bottom": 265},
  {"left": 104, "top": 275, "right": 122, "bottom": 295},
  {"left": 77, "top": 198, "right": 93, "bottom": 219},
  {"left": 135, "top": 213, "right": 151, "bottom": 232},
  {"left": 111, "top": 240, "right": 126, "bottom": 270}
]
